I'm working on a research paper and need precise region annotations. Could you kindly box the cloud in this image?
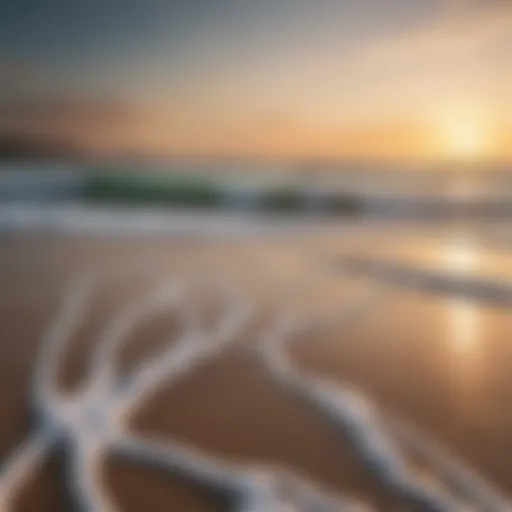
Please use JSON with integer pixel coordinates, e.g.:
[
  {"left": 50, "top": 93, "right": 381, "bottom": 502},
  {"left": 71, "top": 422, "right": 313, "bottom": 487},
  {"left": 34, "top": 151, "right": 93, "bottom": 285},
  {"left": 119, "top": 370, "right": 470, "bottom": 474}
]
[
  {"left": 356, "top": 1, "right": 512, "bottom": 70},
  {"left": 0, "top": 92, "right": 141, "bottom": 156},
  {"left": 0, "top": 95, "right": 134, "bottom": 124}
]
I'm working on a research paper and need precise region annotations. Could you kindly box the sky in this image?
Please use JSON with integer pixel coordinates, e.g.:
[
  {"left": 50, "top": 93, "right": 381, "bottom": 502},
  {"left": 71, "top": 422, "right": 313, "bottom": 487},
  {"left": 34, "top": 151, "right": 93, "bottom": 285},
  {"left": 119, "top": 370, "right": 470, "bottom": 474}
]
[{"left": 1, "top": 0, "right": 511, "bottom": 162}]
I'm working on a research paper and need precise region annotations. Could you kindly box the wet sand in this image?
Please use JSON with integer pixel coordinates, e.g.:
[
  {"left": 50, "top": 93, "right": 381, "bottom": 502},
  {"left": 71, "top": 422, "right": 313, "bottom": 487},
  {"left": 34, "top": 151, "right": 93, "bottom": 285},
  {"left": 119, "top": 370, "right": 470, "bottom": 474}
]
[{"left": 0, "top": 233, "right": 511, "bottom": 510}]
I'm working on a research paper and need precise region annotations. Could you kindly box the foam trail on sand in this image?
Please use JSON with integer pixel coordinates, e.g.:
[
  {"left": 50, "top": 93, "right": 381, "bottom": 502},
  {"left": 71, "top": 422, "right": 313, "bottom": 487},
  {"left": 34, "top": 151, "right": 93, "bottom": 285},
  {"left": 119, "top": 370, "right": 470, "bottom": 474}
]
[
  {"left": 0, "top": 275, "right": 370, "bottom": 511},
  {"left": 258, "top": 295, "right": 512, "bottom": 511},
  {"left": 1, "top": 273, "right": 510, "bottom": 511}
]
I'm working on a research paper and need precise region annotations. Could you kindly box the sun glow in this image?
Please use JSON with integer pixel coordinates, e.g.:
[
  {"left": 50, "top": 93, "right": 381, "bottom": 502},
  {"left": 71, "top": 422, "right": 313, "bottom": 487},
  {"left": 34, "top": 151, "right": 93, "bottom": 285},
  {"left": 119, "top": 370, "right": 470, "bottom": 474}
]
[{"left": 437, "top": 112, "right": 491, "bottom": 161}]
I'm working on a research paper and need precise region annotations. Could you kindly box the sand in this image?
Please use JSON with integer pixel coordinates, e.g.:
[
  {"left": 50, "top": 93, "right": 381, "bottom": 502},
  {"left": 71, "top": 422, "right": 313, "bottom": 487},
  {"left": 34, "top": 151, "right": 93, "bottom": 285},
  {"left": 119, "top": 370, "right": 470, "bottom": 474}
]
[{"left": 0, "top": 234, "right": 511, "bottom": 511}]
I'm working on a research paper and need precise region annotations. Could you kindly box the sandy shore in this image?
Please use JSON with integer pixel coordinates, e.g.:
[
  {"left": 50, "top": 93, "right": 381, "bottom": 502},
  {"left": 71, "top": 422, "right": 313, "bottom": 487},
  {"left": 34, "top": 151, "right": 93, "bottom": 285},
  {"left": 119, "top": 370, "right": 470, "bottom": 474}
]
[{"left": 0, "top": 234, "right": 511, "bottom": 511}]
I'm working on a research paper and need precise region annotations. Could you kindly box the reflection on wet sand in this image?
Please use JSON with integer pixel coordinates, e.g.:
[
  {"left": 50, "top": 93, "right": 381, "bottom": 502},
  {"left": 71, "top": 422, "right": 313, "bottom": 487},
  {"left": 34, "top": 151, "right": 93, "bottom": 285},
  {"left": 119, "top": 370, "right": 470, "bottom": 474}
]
[
  {"left": 443, "top": 238, "right": 484, "bottom": 422},
  {"left": 443, "top": 237, "right": 480, "bottom": 353}
]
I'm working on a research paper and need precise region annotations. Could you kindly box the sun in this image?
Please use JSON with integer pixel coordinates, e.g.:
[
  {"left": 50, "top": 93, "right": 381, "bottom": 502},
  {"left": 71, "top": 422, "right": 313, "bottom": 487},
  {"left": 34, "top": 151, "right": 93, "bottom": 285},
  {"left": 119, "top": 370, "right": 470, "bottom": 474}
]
[
  {"left": 445, "top": 121, "right": 487, "bottom": 160},
  {"left": 432, "top": 109, "right": 492, "bottom": 161}
]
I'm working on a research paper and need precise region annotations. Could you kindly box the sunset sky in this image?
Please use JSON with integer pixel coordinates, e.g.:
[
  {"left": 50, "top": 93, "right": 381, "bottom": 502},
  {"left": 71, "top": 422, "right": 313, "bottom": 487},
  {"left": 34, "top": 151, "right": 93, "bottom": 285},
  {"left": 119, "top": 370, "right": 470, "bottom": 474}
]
[{"left": 1, "top": 0, "right": 511, "bottom": 161}]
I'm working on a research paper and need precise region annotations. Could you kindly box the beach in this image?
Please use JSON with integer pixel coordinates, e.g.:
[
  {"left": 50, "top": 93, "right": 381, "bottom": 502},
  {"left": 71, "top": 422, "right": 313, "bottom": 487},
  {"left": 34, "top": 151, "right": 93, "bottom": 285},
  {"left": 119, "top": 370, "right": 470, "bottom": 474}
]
[{"left": 0, "top": 219, "right": 511, "bottom": 510}]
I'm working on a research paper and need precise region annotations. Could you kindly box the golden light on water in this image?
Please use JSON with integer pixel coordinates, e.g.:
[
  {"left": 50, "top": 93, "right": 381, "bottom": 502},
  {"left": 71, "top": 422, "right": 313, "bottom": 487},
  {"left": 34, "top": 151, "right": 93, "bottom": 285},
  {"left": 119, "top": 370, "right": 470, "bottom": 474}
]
[
  {"left": 444, "top": 239, "right": 480, "bottom": 353},
  {"left": 450, "top": 300, "right": 478, "bottom": 353},
  {"left": 443, "top": 238, "right": 483, "bottom": 419},
  {"left": 445, "top": 239, "right": 478, "bottom": 275}
]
